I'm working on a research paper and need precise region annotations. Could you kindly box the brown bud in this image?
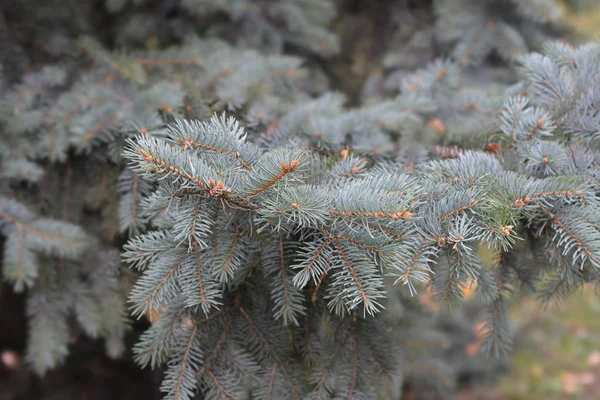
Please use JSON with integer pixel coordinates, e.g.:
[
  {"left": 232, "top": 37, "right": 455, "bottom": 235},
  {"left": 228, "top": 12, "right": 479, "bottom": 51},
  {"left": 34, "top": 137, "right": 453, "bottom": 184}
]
[
  {"left": 140, "top": 150, "right": 153, "bottom": 162},
  {"left": 484, "top": 143, "right": 503, "bottom": 153},
  {"left": 515, "top": 199, "right": 524, "bottom": 208},
  {"left": 183, "top": 139, "right": 193, "bottom": 150},
  {"left": 428, "top": 118, "right": 446, "bottom": 135},
  {"left": 501, "top": 225, "right": 514, "bottom": 237}
]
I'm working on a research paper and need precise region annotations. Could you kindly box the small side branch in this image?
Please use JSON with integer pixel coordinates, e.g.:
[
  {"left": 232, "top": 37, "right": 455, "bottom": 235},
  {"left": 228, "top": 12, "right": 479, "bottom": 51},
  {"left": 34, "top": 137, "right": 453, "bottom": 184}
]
[{"left": 246, "top": 160, "right": 300, "bottom": 198}]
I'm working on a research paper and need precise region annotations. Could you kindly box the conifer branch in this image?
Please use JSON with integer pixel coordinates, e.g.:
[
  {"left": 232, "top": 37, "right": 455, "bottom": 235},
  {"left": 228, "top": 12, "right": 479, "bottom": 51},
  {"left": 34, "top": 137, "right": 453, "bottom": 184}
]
[
  {"left": 199, "top": 68, "right": 234, "bottom": 92},
  {"left": 316, "top": 337, "right": 348, "bottom": 398},
  {"left": 267, "top": 364, "right": 277, "bottom": 400},
  {"left": 138, "top": 149, "right": 210, "bottom": 191},
  {"left": 142, "top": 260, "right": 183, "bottom": 311},
  {"left": 238, "top": 306, "right": 301, "bottom": 399},
  {"left": 220, "top": 227, "right": 244, "bottom": 281},
  {"left": 368, "top": 225, "right": 404, "bottom": 240},
  {"left": 207, "top": 370, "right": 228, "bottom": 400},
  {"left": 82, "top": 109, "right": 119, "bottom": 143},
  {"left": 0, "top": 211, "right": 79, "bottom": 247},
  {"left": 193, "top": 244, "right": 207, "bottom": 305},
  {"left": 439, "top": 200, "right": 478, "bottom": 222},
  {"left": 278, "top": 236, "right": 291, "bottom": 314},
  {"left": 197, "top": 316, "right": 232, "bottom": 378},
  {"left": 329, "top": 209, "right": 413, "bottom": 220},
  {"left": 552, "top": 218, "right": 594, "bottom": 258},
  {"left": 176, "top": 137, "right": 253, "bottom": 170},
  {"left": 334, "top": 234, "right": 385, "bottom": 256},
  {"left": 330, "top": 240, "right": 370, "bottom": 308},
  {"left": 173, "top": 326, "right": 198, "bottom": 400},
  {"left": 246, "top": 160, "right": 301, "bottom": 198}
]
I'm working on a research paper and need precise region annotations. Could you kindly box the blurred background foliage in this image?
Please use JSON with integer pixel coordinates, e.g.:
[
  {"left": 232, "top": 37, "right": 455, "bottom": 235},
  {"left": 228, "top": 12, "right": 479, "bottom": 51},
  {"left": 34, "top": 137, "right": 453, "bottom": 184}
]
[
  {"left": 0, "top": 0, "right": 599, "bottom": 399},
  {"left": 435, "top": 246, "right": 600, "bottom": 399}
]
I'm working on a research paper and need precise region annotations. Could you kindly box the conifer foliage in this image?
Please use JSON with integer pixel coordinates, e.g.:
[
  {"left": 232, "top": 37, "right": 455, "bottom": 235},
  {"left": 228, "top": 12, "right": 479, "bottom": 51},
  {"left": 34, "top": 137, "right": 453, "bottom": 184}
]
[
  {"left": 0, "top": 0, "right": 599, "bottom": 399},
  {"left": 121, "top": 41, "right": 600, "bottom": 397}
]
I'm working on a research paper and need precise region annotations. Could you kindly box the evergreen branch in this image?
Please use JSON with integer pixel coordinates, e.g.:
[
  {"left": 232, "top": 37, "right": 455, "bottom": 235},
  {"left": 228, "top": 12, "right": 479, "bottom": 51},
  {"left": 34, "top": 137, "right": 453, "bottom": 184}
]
[
  {"left": 130, "top": 258, "right": 185, "bottom": 317},
  {"left": 146, "top": 263, "right": 183, "bottom": 306},
  {"left": 368, "top": 225, "right": 404, "bottom": 240},
  {"left": 525, "top": 118, "right": 544, "bottom": 141},
  {"left": 219, "top": 227, "right": 243, "bottom": 281},
  {"left": 543, "top": 277, "right": 565, "bottom": 308},
  {"left": 267, "top": 364, "right": 277, "bottom": 400},
  {"left": 439, "top": 200, "right": 479, "bottom": 222},
  {"left": 173, "top": 326, "right": 199, "bottom": 400},
  {"left": 134, "top": 308, "right": 186, "bottom": 368},
  {"left": 304, "top": 319, "right": 315, "bottom": 363},
  {"left": 398, "top": 241, "right": 432, "bottom": 293},
  {"left": 278, "top": 236, "right": 291, "bottom": 317},
  {"left": 138, "top": 148, "right": 210, "bottom": 190},
  {"left": 207, "top": 370, "right": 228, "bottom": 400},
  {"left": 246, "top": 160, "right": 301, "bottom": 198},
  {"left": 329, "top": 209, "right": 413, "bottom": 220},
  {"left": 131, "top": 172, "right": 138, "bottom": 230},
  {"left": 199, "top": 68, "right": 234, "bottom": 92},
  {"left": 481, "top": 255, "right": 512, "bottom": 356},
  {"left": 535, "top": 202, "right": 598, "bottom": 264},
  {"left": 224, "top": 354, "right": 252, "bottom": 381},
  {"left": 176, "top": 137, "right": 253, "bottom": 170},
  {"left": 334, "top": 235, "right": 384, "bottom": 255},
  {"left": 197, "top": 315, "right": 232, "bottom": 377},
  {"left": 193, "top": 244, "right": 207, "bottom": 305},
  {"left": 531, "top": 189, "right": 585, "bottom": 205},
  {"left": 49, "top": 105, "right": 79, "bottom": 160},
  {"left": 311, "top": 269, "right": 328, "bottom": 303},
  {"left": 0, "top": 211, "right": 83, "bottom": 250},
  {"left": 238, "top": 306, "right": 301, "bottom": 399},
  {"left": 299, "top": 239, "right": 332, "bottom": 280},
  {"left": 553, "top": 218, "right": 595, "bottom": 258},
  {"left": 330, "top": 240, "right": 370, "bottom": 309},
  {"left": 316, "top": 337, "right": 348, "bottom": 398},
  {"left": 82, "top": 109, "right": 119, "bottom": 144}
]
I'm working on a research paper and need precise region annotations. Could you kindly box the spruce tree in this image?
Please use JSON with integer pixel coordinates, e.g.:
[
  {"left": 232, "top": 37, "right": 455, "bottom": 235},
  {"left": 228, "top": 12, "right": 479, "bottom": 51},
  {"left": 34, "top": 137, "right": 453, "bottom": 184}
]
[{"left": 0, "top": 1, "right": 599, "bottom": 399}]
